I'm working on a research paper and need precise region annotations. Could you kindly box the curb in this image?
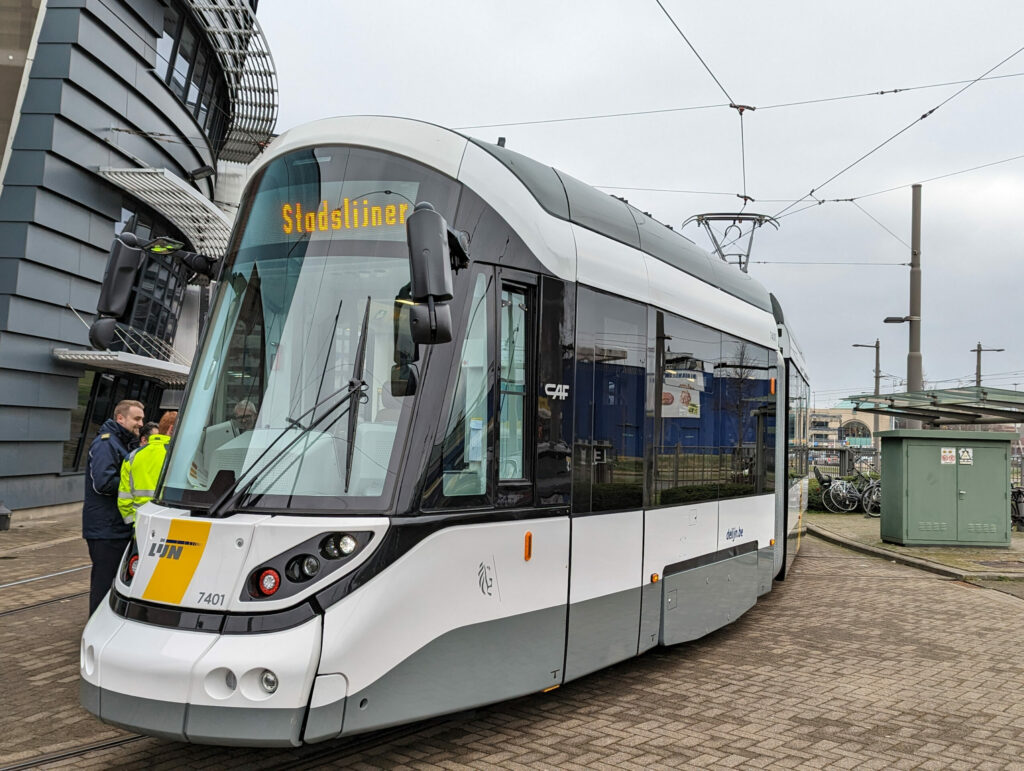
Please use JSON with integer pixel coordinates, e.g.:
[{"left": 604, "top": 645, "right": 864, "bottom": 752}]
[{"left": 805, "top": 525, "right": 1024, "bottom": 582}]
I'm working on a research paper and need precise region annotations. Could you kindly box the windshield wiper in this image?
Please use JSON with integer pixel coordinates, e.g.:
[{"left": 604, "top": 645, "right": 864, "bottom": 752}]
[
  {"left": 344, "top": 296, "right": 372, "bottom": 493},
  {"left": 206, "top": 377, "right": 367, "bottom": 518}
]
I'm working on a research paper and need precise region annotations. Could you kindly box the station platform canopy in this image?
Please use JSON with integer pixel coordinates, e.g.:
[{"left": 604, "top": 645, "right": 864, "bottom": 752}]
[{"left": 847, "top": 386, "right": 1024, "bottom": 427}]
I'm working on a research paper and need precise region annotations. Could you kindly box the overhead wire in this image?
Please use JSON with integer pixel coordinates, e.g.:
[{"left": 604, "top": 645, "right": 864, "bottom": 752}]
[
  {"left": 652, "top": 0, "right": 751, "bottom": 203},
  {"left": 772, "top": 41, "right": 1024, "bottom": 220},
  {"left": 451, "top": 72, "right": 1024, "bottom": 131}
]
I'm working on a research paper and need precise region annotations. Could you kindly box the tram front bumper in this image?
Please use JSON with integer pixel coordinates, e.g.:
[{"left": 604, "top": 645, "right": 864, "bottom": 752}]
[{"left": 79, "top": 598, "right": 323, "bottom": 746}]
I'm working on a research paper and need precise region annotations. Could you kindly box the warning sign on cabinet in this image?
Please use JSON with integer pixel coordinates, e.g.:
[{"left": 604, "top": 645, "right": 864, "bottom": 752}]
[
  {"left": 940, "top": 447, "right": 955, "bottom": 465},
  {"left": 958, "top": 448, "right": 973, "bottom": 465}
]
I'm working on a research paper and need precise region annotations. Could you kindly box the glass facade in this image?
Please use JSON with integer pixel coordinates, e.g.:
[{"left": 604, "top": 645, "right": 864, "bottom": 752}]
[{"left": 153, "top": 0, "right": 231, "bottom": 152}]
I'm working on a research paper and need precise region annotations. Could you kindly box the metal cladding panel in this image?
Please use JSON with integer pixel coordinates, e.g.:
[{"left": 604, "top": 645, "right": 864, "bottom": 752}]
[
  {"left": 256, "top": 116, "right": 468, "bottom": 182},
  {"left": 319, "top": 517, "right": 570, "bottom": 696},
  {"left": 564, "top": 588, "right": 641, "bottom": 682},
  {"left": 340, "top": 605, "right": 566, "bottom": 737},
  {"left": 718, "top": 494, "right": 775, "bottom": 552},
  {"left": 0, "top": 406, "right": 68, "bottom": 441},
  {"left": 574, "top": 225, "right": 649, "bottom": 305},
  {"left": 660, "top": 549, "right": 758, "bottom": 646},
  {"left": 642, "top": 502, "right": 719, "bottom": 580},
  {"left": 459, "top": 142, "right": 577, "bottom": 281},
  {"left": 645, "top": 252, "right": 777, "bottom": 349},
  {"left": 0, "top": 441, "right": 62, "bottom": 473},
  {"left": 568, "top": 510, "right": 643, "bottom": 604}
]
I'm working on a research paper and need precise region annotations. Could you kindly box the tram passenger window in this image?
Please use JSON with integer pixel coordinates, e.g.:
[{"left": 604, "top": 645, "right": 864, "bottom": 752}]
[
  {"left": 440, "top": 273, "right": 491, "bottom": 497},
  {"left": 717, "top": 336, "right": 774, "bottom": 498},
  {"left": 650, "top": 311, "right": 722, "bottom": 506},
  {"left": 574, "top": 288, "right": 646, "bottom": 513},
  {"left": 499, "top": 287, "right": 527, "bottom": 480}
]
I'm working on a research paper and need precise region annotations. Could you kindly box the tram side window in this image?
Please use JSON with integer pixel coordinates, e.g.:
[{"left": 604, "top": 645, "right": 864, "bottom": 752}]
[
  {"left": 717, "top": 336, "right": 775, "bottom": 498},
  {"left": 650, "top": 310, "right": 722, "bottom": 506},
  {"left": 440, "top": 273, "right": 492, "bottom": 498},
  {"left": 499, "top": 286, "right": 528, "bottom": 480},
  {"left": 574, "top": 288, "right": 646, "bottom": 513}
]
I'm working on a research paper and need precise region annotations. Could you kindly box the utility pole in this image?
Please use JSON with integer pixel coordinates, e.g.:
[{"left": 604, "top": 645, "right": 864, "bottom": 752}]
[
  {"left": 908, "top": 185, "right": 923, "bottom": 395},
  {"left": 852, "top": 339, "right": 880, "bottom": 448},
  {"left": 972, "top": 342, "right": 1004, "bottom": 387}
]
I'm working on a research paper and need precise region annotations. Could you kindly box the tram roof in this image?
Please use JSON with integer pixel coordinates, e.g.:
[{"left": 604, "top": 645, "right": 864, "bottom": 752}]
[
  {"left": 468, "top": 139, "right": 774, "bottom": 314},
  {"left": 254, "top": 117, "right": 775, "bottom": 315}
]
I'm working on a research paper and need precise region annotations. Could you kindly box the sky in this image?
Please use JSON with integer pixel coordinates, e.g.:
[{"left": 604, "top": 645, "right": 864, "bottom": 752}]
[{"left": 256, "top": 1, "right": 1024, "bottom": 406}]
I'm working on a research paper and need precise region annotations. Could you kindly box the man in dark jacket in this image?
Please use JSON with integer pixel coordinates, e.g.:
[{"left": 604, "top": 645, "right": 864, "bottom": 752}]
[{"left": 83, "top": 399, "right": 144, "bottom": 615}]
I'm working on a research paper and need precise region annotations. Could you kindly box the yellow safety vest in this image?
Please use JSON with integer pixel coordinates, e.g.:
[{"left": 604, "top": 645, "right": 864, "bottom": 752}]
[{"left": 118, "top": 434, "right": 171, "bottom": 525}]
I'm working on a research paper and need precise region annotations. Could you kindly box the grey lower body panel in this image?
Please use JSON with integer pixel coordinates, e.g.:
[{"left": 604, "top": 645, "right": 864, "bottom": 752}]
[
  {"left": 339, "top": 603, "right": 566, "bottom": 738},
  {"left": 564, "top": 587, "right": 641, "bottom": 683},
  {"left": 757, "top": 546, "right": 775, "bottom": 596},
  {"left": 80, "top": 680, "right": 305, "bottom": 746},
  {"left": 660, "top": 546, "right": 759, "bottom": 646}
]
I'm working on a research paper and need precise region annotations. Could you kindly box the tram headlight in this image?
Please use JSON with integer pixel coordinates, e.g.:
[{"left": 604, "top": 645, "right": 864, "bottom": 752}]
[
  {"left": 301, "top": 555, "right": 321, "bottom": 578},
  {"left": 260, "top": 669, "right": 279, "bottom": 694},
  {"left": 319, "top": 533, "right": 359, "bottom": 560},
  {"left": 127, "top": 554, "right": 139, "bottom": 578},
  {"left": 338, "top": 534, "right": 358, "bottom": 556},
  {"left": 285, "top": 554, "right": 321, "bottom": 582}
]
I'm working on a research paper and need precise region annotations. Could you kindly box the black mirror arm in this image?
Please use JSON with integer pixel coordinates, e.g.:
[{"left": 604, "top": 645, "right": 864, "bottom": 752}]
[{"left": 448, "top": 228, "right": 470, "bottom": 270}]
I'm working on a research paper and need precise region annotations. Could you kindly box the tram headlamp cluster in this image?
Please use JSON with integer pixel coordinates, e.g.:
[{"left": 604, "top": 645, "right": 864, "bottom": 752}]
[{"left": 246, "top": 531, "right": 372, "bottom": 600}]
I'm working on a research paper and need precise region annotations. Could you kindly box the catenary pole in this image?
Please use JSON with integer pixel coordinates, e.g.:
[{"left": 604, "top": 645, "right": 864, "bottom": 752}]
[{"left": 907, "top": 184, "right": 923, "bottom": 428}]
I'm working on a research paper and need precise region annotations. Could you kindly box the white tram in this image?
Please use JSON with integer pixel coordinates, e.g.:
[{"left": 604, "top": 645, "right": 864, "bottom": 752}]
[{"left": 80, "top": 116, "right": 811, "bottom": 746}]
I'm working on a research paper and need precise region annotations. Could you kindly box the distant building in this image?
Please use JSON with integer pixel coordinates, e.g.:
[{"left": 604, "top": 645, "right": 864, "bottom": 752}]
[
  {"left": 0, "top": 0, "right": 276, "bottom": 510},
  {"left": 809, "top": 406, "right": 895, "bottom": 449}
]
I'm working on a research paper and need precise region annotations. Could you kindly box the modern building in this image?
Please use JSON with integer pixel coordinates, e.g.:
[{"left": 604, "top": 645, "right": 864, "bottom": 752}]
[{"left": 0, "top": 0, "right": 276, "bottom": 511}]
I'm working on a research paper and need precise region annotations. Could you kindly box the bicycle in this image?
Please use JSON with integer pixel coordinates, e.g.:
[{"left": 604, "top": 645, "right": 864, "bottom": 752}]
[
  {"left": 853, "top": 468, "right": 881, "bottom": 517},
  {"left": 814, "top": 466, "right": 858, "bottom": 512},
  {"left": 1012, "top": 486, "right": 1024, "bottom": 532}
]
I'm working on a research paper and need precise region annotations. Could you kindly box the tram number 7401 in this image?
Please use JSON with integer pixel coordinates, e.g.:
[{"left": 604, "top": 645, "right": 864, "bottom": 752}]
[{"left": 196, "top": 591, "right": 226, "bottom": 606}]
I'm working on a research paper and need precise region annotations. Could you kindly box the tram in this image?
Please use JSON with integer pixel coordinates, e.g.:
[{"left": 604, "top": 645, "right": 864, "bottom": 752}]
[{"left": 80, "top": 116, "right": 810, "bottom": 746}]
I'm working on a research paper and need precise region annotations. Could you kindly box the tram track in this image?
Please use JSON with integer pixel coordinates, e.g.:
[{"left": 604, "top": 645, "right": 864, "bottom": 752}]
[
  {"left": 0, "top": 735, "right": 146, "bottom": 770},
  {"left": 0, "top": 590, "right": 89, "bottom": 618}
]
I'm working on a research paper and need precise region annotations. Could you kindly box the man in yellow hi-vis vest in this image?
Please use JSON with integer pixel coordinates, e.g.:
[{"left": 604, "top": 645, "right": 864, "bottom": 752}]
[{"left": 118, "top": 410, "right": 177, "bottom": 526}]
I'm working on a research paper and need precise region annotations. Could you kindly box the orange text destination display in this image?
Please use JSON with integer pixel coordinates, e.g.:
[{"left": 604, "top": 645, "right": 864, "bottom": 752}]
[{"left": 282, "top": 199, "right": 411, "bottom": 235}]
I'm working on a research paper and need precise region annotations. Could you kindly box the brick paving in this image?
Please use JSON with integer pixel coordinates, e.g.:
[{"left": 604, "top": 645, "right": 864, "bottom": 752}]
[{"left": 2, "top": 512, "right": 1024, "bottom": 769}]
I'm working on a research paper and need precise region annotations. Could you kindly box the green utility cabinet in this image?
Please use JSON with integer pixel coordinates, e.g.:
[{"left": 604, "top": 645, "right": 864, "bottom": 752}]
[{"left": 879, "top": 430, "right": 1010, "bottom": 546}]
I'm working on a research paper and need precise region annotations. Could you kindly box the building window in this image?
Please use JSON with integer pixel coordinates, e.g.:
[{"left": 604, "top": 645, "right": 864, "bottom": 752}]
[
  {"left": 63, "top": 374, "right": 164, "bottom": 473},
  {"left": 151, "top": 0, "right": 228, "bottom": 149}
]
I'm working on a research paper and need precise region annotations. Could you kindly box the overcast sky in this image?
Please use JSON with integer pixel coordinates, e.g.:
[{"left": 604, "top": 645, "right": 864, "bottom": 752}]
[{"left": 257, "top": 1, "right": 1024, "bottom": 406}]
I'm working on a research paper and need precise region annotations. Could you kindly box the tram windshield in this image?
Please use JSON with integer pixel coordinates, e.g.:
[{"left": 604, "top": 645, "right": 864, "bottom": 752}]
[{"left": 161, "top": 146, "right": 460, "bottom": 511}]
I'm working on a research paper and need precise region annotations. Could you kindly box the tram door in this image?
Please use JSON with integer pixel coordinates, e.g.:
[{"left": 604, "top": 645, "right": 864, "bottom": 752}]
[{"left": 564, "top": 288, "right": 645, "bottom": 682}]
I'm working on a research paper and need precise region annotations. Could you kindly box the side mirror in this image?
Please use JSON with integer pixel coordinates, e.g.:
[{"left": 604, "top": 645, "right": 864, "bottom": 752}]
[
  {"left": 406, "top": 202, "right": 455, "bottom": 345},
  {"left": 90, "top": 233, "right": 143, "bottom": 350},
  {"left": 96, "top": 232, "right": 143, "bottom": 318}
]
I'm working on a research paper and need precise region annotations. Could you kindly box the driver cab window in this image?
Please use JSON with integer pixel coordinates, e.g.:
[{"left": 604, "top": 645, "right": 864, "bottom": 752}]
[{"left": 439, "top": 272, "right": 492, "bottom": 498}]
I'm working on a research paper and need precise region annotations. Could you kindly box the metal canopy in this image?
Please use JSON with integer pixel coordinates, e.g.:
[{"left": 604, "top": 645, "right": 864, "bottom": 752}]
[
  {"left": 847, "top": 386, "right": 1024, "bottom": 427},
  {"left": 186, "top": 0, "right": 278, "bottom": 164},
  {"left": 53, "top": 349, "right": 189, "bottom": 386},
  {"left": 98, "top": 168, "right": 233, "bottom": 258}
]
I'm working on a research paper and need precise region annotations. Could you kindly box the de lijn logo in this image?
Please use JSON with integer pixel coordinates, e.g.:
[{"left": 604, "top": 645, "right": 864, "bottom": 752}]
[
  {"left": 725, "top": 527, "right": 744, "bottom": 542},
  {"left": 149, "top": 537, "right": 201, "bottom": 561}
]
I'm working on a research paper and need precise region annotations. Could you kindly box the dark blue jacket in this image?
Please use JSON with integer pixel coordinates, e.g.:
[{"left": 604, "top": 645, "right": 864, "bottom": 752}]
[{"left": 83, "top": 418, "right": 139, "bottom": 539}]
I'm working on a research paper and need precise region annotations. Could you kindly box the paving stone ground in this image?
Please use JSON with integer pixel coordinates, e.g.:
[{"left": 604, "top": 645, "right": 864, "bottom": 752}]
[{"left": 2, "top": 511, "right": 1024, "bottom": 769}]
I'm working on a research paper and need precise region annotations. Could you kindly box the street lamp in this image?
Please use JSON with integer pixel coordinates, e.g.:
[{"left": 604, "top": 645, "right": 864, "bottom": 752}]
[{"left": 852, "top": 339, "right": 881, "bottom": 448}]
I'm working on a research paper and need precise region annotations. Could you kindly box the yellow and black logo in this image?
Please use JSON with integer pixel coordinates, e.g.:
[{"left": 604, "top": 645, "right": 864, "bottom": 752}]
[{"left": 142, "top": 520, "right": 211, "bottom": 605}]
